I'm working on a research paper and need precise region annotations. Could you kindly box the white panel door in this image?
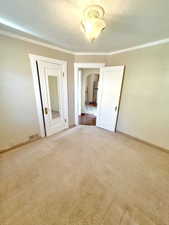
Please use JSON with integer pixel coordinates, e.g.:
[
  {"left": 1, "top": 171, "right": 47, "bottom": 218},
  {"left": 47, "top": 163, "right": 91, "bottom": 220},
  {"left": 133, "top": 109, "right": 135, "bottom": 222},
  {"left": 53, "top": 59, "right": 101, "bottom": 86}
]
[
  {"left": 38, "top": 61, "right": 68, "bottom": 136},
  {"left": 96, "top": 66, "right": 124, "bottom": 132}
]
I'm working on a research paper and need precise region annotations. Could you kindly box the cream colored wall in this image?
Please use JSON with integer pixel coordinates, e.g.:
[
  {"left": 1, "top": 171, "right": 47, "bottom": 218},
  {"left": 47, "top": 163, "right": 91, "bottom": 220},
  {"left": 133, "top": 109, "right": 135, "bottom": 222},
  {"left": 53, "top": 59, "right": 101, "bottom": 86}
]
[
  {"left": 81, "top": 69, "right": 99, "bottom": 113},
  {"left": 0, "top": 34, "right": 74, "bottom": 151},
  {"left": 1, "top": 33, "right": 168, "bottom": 151},
  {"left": 75, "top": 55, "right": 107, "bottom": 63},
  {"left": 107, "top": 44, "right": 169, "bottom": 150},
  {"left": 87, "top": 74, "right": 94, "bottom": 103},
  {"left": 86, "top": 73, "right": 99, "bottom": 103}
]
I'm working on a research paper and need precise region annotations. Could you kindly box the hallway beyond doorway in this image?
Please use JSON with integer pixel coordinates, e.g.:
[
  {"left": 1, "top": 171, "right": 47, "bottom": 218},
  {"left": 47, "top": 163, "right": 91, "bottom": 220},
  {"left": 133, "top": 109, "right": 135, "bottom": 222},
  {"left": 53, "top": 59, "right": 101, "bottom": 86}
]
[
  {"left": 79, "top": 104, "right": 97, "bottom": 126},
  {"left": 79, "top": 113, "right": 96, "bottom": 126}
]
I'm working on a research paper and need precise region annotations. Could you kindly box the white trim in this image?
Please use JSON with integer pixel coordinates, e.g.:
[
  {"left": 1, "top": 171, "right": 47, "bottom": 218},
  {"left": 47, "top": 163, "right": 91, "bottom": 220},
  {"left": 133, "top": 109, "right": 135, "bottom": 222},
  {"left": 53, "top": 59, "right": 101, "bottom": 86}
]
[
  {"left": 29, "top": 54, "right": 69, "bottom": 137},
  {"left": 74, "top": 38, "right": 169, "bottom": 55},
  {"left": 62, "top": 60, "right": 69, "bottom": 129},
  {"left": 29, "top": 55, "right": 45, "bottom": 137},
  {"left": 0, "top": 30, "right": 74, "bottom": 55},
  {"left": 1, "top": 29, "right": 169, "bottom": 55},
  {"left": 110, "top": 38, "right": 169, "bottom": 55},
  {"left": 75, "top": 52, "right": 111, "bottom": 56},
  {"left": 74, "top": 63, "right": 105, "bottom": 126},
  {"left": 29, "top": 54, "right": 67, "bottom": 65}
]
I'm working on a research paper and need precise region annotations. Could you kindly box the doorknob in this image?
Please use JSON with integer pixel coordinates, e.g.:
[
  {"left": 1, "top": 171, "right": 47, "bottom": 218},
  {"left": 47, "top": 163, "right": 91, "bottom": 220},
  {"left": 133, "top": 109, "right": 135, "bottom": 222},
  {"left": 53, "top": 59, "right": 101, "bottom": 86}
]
[
  {"left": 115, "top": 106, "right": 117, "bottom": 111},
  {"left": 44, "top": 107, "right": 48, "bottom": 115}
]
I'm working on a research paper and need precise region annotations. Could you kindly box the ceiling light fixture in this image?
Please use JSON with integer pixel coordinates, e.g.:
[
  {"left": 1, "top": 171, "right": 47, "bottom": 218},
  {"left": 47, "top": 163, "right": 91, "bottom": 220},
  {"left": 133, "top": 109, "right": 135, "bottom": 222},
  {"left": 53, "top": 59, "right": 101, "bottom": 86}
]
[{"left": 81, "top": 5, "right": 106, "bottom": 42}]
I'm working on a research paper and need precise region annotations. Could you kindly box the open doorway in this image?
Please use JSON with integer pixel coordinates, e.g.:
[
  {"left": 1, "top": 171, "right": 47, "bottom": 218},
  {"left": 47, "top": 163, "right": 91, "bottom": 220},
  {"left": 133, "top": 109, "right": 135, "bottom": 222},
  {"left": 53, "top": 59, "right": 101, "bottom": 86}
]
[
  {"left": 74, "top": 63, "right": 105, "bottom": 126},
  {"left": 79, "top": 69, "right": 99, "bottom": 125},
  {"left": 75, "top": 63, "right": 124, "bottom": 131}
]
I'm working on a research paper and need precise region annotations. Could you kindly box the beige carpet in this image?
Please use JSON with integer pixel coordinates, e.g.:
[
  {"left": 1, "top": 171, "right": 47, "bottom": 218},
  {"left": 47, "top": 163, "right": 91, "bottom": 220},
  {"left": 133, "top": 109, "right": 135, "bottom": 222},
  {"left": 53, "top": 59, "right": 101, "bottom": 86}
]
[{"left": 0, "top": 126, "right": 169, "bottom": 225}]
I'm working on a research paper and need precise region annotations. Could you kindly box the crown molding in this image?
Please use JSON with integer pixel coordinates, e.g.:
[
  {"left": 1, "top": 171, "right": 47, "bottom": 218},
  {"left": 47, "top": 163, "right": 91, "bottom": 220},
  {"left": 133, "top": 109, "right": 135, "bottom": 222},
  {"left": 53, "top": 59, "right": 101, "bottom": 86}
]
[
  {"left": 0, "top": 29, "right": 74, "bottom": 55},
  {"left": 74, "top": 38, "right": 169, "bottom": 55},
  {"left": 74, "top": 52, "right": 112, "bottom": 56},
  {"left": 0, "top": 29, "right": 169, "bottom": 56},
  {"left": 110, "top": 38, "right": 169, "bottom": 55}
]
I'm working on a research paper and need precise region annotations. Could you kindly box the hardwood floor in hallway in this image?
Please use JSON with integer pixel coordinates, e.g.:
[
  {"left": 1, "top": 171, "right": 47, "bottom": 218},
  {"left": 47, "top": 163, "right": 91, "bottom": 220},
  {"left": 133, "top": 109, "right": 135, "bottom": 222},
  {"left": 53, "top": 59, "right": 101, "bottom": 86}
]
[
  {"left": 78, "top": 104, "right": 97, "bottom": 126},
  {"left": 0, "top": 126, "right": 169, "bottom": 225},
  {"left": 78, "top": 113, "right": 96, "bottom": 126}
]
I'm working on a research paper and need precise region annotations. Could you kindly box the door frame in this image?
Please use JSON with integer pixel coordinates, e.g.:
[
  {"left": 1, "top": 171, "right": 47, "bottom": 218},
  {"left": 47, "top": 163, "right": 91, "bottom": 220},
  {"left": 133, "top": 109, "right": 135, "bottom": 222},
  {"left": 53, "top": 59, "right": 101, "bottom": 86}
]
[
  {"left": 29, "top": 54, "right": 69, "bottom": 137},
  {"left": 74, "top": 63, "right": 105, "bottom": 125}
]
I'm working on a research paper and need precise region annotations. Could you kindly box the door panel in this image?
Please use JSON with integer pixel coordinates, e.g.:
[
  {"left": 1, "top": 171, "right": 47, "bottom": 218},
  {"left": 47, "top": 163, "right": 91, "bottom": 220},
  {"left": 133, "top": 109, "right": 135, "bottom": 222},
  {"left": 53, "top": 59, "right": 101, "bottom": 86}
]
[
  {"left": 96, "top": 66, "right": 124, "bottom": 132},
  {"left": 48, "top": 75, "right": 60, "bottom": 119},
  {"left": 38, "top": 61, "right": 68, "bottom": 136}
]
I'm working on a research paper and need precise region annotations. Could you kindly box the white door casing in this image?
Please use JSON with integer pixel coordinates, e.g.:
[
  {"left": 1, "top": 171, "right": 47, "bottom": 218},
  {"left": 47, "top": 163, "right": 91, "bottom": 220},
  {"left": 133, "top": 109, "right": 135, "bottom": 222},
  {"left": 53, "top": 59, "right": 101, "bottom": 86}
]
[
  {"left": 74, "top": 63, "right": 105, "bottom": 125},
  {"left": 96, "top": 66, "right": 125, "bottom": 132},
  {"left": 29, "top": 54, "right": 68, "bottom": 137},
  {"left": 78, "top": 69, "right": 82, "bottom": 116}
]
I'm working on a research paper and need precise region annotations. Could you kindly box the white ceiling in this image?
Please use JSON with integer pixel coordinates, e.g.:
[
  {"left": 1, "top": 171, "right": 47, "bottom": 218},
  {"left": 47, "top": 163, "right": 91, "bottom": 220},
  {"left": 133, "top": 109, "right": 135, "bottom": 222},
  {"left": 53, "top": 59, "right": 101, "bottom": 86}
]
[{"left": 0, "top": 0, "right": 169, "bottom": 53}]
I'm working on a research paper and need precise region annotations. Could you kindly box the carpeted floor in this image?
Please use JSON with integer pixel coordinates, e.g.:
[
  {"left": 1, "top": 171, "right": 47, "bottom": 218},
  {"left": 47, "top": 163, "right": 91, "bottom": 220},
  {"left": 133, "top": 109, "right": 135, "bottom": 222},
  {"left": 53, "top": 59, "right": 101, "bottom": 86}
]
[{"left": 0, "top": 126, "right": 169, "bottom": 225}]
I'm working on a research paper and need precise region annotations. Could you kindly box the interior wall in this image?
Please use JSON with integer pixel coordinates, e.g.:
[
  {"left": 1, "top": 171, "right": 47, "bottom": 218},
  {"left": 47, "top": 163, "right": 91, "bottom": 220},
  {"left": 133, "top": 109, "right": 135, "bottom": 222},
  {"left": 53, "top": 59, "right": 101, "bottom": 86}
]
[
  {"left": 0, "top": 34, "right": 74, "bottom": 151},
  {"left": 86, "top": 74, "right": 99, "bottom": 103},
  {"left": 107, "top": 44, "right": 169, "bottom": 150},
  {"left": 93, "top": 74, "right": 99, "bottom": 104},
  {"left": 75, "top": 55, "right": 107, "bottom": 63},
  {"left": 81, "top": 69, "right": 99, "bottom": 113},
  {"left": 87, "top": 74, "right": 94, "bottom": 103},
  {"left": 1, "top": 32, "right": 168, "bottom": 151}
]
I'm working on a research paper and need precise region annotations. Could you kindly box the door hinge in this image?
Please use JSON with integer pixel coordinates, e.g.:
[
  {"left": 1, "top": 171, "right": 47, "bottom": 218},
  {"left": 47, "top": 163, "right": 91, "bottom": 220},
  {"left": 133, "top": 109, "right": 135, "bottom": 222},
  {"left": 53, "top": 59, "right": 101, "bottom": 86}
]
[{"left": 63, "top": 72, "right": 64, "bottom": 77}]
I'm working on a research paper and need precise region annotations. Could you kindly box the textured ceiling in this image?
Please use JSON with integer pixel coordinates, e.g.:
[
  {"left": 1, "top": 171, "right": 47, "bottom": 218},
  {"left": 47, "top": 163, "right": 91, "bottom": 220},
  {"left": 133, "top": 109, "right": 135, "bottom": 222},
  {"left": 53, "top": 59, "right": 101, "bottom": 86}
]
[{"left": 0, "top": 0, "right": 169, "bottom": 53}]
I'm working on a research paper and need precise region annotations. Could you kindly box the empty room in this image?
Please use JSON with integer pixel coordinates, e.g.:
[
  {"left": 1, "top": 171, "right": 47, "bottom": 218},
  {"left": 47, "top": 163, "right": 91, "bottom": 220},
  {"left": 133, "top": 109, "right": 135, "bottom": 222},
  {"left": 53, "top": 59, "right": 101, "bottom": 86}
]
[{"left": 0, "top": 0, "right": 169, "bottom": 225}]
